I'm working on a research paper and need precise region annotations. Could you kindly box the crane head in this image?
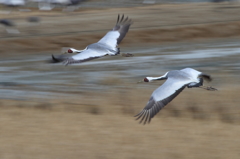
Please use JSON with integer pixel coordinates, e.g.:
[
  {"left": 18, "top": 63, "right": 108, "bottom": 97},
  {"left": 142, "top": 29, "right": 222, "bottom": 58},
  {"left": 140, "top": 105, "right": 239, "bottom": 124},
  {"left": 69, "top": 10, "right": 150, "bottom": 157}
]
[
  {"left": 144, "top": 77, "right": 149, "bottom": 82},
  {"left": 137, "top": 77, "right": 149, "bottom": 83},
  {"left": 68, "top": 49, "right": 73, "bottom": 53}
]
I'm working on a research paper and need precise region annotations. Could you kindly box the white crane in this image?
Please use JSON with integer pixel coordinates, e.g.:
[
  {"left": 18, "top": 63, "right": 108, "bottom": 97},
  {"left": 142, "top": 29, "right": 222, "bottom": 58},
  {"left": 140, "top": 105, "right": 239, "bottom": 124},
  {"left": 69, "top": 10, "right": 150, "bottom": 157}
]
[
  {"left": 66, "top": 47, "right": 133, "bottom": 56},
  {"left": 135, "top": 68, "right": 217, "bottom": 124},
  {"left": 59, "top": 14, "right": 133, "bottom": 65}
]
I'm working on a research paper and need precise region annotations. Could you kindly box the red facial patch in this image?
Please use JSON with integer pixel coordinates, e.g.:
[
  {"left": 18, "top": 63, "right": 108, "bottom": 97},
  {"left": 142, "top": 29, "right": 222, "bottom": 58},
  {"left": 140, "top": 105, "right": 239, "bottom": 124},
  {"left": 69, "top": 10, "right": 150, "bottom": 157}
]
[
  {"left": 144, "top": 77, "right": 149, "bottom": 82},
  {"left": 68, "top": 49, "right": 73, "bottom": 53}
]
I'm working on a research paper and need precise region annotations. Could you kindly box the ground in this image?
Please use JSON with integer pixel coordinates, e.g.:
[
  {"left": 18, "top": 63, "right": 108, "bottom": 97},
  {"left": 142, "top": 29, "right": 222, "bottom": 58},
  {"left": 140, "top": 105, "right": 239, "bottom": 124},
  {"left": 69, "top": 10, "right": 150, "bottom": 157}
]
[{"left": 0, "top": 2, "right": 240, "bottom": 159}]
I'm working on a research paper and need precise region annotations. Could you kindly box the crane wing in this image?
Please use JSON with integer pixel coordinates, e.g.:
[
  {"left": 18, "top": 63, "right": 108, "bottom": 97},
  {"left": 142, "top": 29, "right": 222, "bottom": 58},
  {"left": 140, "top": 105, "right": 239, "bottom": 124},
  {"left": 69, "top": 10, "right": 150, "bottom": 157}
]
[
  {"left": 51, "top": 54, "right": 69, "bottom": 63},
  {"left": 63, "top": 48, "right": 107, "bottom": 65},
  {"left": 181, "top": 68, "right": 201, "bottom": 79},
  {"left": 181, "top": 68, "right": 212, "bottom": 82},
  {"left": 98, "top": 14, "right": 133, "bottom": 48},
  {"left": 135, "top": 78, "right": 192, "bottom": 124}
]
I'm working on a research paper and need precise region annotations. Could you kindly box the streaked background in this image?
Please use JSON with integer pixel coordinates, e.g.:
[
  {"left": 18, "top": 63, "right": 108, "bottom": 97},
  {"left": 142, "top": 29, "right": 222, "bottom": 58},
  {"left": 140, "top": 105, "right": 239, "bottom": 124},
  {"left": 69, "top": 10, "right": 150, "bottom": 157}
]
[{"left": 0, "top": 0, "right": 240, "bottom": 159}]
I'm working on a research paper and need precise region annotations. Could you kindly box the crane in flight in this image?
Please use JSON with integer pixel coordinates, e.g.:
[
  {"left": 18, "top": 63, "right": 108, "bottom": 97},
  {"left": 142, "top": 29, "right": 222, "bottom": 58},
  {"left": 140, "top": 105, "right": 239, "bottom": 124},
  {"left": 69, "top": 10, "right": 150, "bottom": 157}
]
[
  {"left": 52, "top": 14, "right": 133, "bottom": 65},
  {"left": 135, "top": 68, "right": 217, "bottom": 124}
]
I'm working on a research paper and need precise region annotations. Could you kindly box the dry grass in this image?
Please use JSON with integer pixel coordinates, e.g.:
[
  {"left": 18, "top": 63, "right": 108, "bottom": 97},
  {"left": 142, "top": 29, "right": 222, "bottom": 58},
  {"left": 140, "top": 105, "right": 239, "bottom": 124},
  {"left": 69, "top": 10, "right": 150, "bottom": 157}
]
[
  {"left": 1, "top": 3, "right": 240, "bottom": 159},
  {"left": 0, "top": 94, "right": 240, "bottom": 159},
  {"left": 0, "top": 80, "right": 240, "bottom": 159}
]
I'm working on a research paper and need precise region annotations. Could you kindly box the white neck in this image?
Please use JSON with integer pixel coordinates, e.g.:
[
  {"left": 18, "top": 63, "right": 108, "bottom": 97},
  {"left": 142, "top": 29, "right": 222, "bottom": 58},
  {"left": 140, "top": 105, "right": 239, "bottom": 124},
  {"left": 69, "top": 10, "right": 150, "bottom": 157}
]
[
  {"left": 70, "top": 48, "right": 83, "bottom": 53},
  {"left": 147, "top": 72, "right": 168, "bottom": 82}
]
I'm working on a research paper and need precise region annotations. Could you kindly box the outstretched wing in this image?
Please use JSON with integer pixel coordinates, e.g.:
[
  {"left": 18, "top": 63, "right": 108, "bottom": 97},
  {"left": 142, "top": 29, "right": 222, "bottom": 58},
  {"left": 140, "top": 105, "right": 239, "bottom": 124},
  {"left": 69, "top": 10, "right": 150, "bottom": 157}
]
[
  {"left": 135, "top": 78, "right": 192, "bottom": 124},
  {"left": 63, "top": 48, "right": 107, "bottom": 65},
  {"left": 181, "top": 68, "right": 212, "bottom": 82},
  {"left": 51, "top": 54, "right": 68, "bottom": 63},
  {"left": 98, "top": 14, "right": 133, "bottom": 48}
]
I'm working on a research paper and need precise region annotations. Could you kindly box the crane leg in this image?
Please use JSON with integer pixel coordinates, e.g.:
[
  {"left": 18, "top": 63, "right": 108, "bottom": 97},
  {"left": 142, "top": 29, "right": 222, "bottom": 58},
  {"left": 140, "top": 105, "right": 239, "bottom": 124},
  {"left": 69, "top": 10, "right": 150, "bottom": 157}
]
[
  {"left": 199, "top": 86, "right": 217, "bottom": 91},
  {"left": 121, "top": 53, "right": 134, "bottom": 57}
]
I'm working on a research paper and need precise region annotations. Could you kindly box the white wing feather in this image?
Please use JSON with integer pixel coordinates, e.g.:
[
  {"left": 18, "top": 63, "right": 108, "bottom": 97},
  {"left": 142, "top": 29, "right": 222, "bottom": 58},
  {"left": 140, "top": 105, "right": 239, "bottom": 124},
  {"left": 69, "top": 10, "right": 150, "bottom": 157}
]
[
  {"left": 152, "top": 78, "right": 192, "bottom": 102},
  {"left": 71, "top": 48, "right": 107, "bottom": 61},
  {"left": 98, "top": 31, "right": 120, "bottom": 49},
  {"left": 181, "top": 68, "right": 201, "bottom": 79}
]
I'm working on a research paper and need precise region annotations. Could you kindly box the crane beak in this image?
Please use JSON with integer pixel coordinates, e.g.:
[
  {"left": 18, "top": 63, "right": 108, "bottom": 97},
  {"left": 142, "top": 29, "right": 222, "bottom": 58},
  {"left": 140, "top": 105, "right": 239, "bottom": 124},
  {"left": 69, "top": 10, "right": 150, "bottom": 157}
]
[{"left": 137, "top": 80, "right": 144, "bottom": 83}]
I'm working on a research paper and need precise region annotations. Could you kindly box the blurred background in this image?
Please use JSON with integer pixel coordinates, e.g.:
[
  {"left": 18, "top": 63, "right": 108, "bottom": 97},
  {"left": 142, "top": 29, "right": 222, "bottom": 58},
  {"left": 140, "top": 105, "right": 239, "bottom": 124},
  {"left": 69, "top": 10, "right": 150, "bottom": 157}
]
[{"left": 1, "top": 0, "right": 240, "bottom": 159}]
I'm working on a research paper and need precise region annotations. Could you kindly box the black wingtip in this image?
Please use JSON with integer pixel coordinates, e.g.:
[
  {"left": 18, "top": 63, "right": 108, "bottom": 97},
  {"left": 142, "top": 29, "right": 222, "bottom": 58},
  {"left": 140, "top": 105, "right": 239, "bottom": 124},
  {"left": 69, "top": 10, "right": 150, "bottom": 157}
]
[
  {"left": 115, "top": 14, "right": 133, "bottom": 26},
  {"left": 199, "top": 74, "right": 212, "bottom": 82},
  {"left": 117, "top": 14, "right": 120, "bottom": 23},
  {"left": 134, "top": 110, "right": 151, "bottom": 125},
  {"left": 123, "top": 16, "right": 128, "bottom": 23},
  {"left": 120, "top": 14, "right": 124, "bottom": 22},
  {"left": 51, "top": 54, "right": 61, "bottom": 63},
  {"left": 133, "top": 111, "right": 142, "bottom": 120},
  {"left": 143, "top": 112, "right": 149, "bottom": 125}
]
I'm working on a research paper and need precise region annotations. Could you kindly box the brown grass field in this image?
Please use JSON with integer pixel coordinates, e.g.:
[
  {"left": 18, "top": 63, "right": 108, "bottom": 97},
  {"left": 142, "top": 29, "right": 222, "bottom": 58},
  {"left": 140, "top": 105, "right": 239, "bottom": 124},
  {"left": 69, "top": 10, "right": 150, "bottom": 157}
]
[{"left": 1, "top": 2, "right": 240, "bottom": 159}]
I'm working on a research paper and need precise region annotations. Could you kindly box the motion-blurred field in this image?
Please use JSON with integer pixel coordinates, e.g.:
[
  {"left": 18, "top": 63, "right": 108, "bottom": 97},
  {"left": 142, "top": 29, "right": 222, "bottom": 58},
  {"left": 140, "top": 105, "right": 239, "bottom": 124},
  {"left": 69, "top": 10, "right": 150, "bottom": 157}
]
[{"left": 1, "top": 2, "right": 240, "bottom": 159}]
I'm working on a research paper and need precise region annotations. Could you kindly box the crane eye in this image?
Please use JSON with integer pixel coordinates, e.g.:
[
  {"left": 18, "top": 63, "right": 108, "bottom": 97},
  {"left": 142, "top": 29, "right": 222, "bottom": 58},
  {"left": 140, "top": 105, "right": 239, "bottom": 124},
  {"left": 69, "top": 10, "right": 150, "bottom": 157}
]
[
  {"left": 144, "top": 78, "right": 149, "bottom": 82},
  {"left": 68, "top": 49, "right": 73, "bottom": 53}
]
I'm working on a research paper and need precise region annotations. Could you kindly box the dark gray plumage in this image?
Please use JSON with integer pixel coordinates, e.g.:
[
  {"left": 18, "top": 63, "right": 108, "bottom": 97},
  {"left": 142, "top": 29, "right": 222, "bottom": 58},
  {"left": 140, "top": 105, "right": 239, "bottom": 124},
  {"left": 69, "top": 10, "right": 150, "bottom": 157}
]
[{"left": 113, "top": 14, "right": 132, "bottom": 45}]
